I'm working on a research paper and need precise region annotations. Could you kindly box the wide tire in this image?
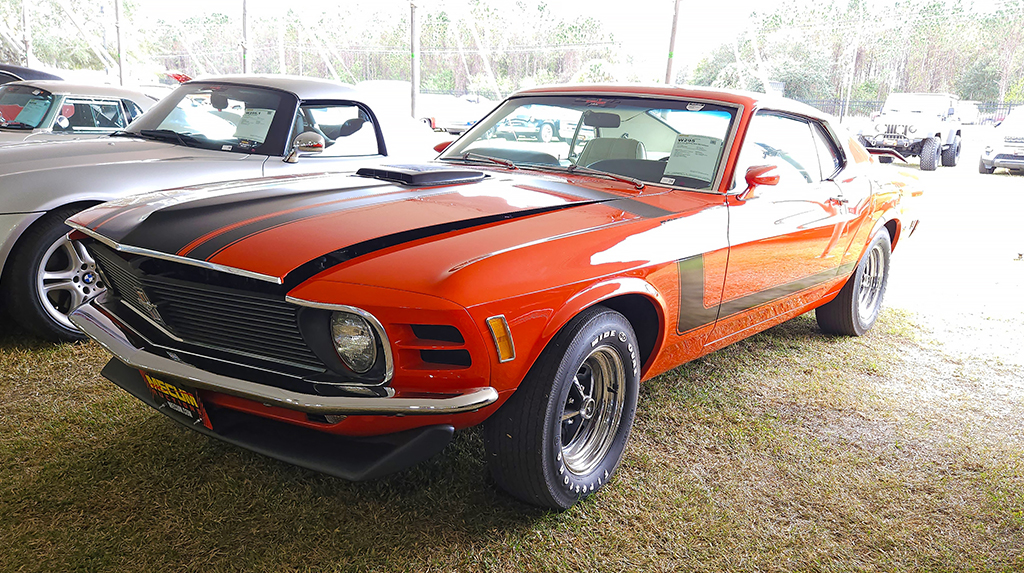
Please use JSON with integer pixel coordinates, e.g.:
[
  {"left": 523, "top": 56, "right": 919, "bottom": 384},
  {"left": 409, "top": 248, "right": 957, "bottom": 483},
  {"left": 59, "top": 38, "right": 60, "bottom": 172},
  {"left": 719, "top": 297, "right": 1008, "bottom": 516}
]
[
  {"left": 539, "top": 123, "right": 555, "bottom": 143},
  {"left": 816, "top": 231, "right": 891, "bottom": 336},
  {"left": 941, "top": 135, "right": 961, "bottom": 167},
  {"left": 979, "top": 157, "right": 996, "bottom": 174},
  {"left": 3, "top": 207, "right": 103, "bottom": 341},
  {"left": 483, "top": 306, "right": 640, "bottom": 510},
  {"left": 919, "top": 137, "right": 940, "bottom": 171}
]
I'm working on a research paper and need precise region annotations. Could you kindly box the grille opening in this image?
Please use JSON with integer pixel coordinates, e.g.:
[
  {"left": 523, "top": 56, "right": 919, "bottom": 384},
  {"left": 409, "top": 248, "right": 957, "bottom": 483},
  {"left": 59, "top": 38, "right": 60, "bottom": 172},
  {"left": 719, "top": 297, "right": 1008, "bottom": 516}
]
[
  {"left": 410, "top": 324, "right": 465, "bottom": 344},
  {"left": 420, "top": 349, "right": 472, "bottom": 367}
]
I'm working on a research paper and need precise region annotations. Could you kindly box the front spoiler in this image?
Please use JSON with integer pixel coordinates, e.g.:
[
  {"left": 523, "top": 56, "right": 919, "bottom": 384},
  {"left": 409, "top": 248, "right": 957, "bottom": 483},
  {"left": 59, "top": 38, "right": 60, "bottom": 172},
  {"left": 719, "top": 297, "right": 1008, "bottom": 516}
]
[
  {"left": 69, "top": 300, "right": 499, "bottom": 416},
  {"left": 100, "top": 358, "right": 455, "bottom": 481}
]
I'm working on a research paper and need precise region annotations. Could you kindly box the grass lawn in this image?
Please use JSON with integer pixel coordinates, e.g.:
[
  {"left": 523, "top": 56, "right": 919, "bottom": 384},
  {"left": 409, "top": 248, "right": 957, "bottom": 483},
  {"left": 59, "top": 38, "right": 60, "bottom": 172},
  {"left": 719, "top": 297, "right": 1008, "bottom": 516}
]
[{"left": 1, "top": 309, "right": 1021, "bottom": 572}]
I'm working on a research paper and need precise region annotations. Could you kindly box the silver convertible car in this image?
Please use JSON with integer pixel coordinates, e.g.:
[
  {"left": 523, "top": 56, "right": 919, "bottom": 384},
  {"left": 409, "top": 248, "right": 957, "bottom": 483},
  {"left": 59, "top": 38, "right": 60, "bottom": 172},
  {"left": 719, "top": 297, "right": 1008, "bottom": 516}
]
[{"left": 0, "top": 75, "right": 438, "bottom": 341}]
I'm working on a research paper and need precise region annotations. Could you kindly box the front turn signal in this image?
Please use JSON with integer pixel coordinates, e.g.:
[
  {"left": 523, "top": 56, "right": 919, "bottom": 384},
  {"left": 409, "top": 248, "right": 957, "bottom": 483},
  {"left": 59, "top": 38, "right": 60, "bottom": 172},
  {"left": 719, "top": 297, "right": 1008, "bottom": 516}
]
[{"left": 486, "top": 315, "right": 516, "bottom": 363}]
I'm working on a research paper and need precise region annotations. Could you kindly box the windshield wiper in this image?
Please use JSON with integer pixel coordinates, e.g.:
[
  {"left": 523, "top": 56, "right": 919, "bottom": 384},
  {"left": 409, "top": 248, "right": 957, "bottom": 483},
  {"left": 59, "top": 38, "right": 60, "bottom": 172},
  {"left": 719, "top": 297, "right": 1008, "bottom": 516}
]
[
  {"left": 135, "top": 129, "right": 201, "bottom": 148},
  {"left": 444, "top": 152, "right": 517, "bottom": 170},
  {"left": 0, "top": 121, "right": 33, "bottom": 130},
  {"left": 565, "top": 164, "right": 645, "bottom": 190}
]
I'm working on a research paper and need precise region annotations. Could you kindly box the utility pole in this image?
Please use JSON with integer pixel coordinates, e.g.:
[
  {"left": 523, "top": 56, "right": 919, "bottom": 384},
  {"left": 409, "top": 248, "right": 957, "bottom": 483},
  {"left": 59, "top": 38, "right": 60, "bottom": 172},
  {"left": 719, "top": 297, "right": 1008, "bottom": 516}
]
[
  {"left": 114, "top": 0, "right": 124, "bottom": 85},
  {"left": 242, "top": 0, "right": 251, "bottom": 74},
  {"left": 22, "top": 0, "right": 31, "bottom": 67},
  {"left": 410, "top": 2, "right": 420, "bottom": 119},
  {"left": 664, "top": 0, "right": 681, "bottom": 84}
]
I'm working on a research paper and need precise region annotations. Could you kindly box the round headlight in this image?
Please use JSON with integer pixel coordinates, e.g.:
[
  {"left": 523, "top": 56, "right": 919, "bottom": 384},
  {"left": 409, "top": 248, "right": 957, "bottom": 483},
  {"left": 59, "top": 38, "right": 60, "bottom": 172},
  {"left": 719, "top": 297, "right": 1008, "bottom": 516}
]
[
  {"left": 330, "top": 311, "right": 377, "bottom": 373},
  {"left": 908, "top": 125, "right": 918, "bottom": 133},
  {"left": 874, "top": 123, "right": 885, "bottom": 133}
]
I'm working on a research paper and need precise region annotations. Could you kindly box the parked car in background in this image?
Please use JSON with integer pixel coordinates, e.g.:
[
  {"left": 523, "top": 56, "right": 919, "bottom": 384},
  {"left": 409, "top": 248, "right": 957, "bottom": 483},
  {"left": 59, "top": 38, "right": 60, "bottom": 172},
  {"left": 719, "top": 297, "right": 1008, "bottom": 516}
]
[
  {"left": 66, "top": 84, "right": 920, "bottom": 509},
  {"left": 0, "top": 63, "right": 63, "bottom": 84},
  {"left": 979, "top": 109, "right": 1024, "bottom": 174},
  {"left": 0, "top": 81, "right": 157, "bottom": 145},
  {"left": 860, "top": 92, "right": 962, "bottom": 170},
  {"left": 0, "top": 75, "right": 438, "bottom": 341}
]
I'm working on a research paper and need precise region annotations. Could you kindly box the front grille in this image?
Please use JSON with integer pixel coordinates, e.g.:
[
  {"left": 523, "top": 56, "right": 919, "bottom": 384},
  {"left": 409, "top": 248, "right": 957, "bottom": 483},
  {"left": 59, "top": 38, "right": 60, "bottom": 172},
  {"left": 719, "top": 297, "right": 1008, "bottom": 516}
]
[
  {"left": 884, "top": 124, "right": 908, "bottom": 135},
  {"left": 93, "top": 246, "right": 324, "bottom": 371}
]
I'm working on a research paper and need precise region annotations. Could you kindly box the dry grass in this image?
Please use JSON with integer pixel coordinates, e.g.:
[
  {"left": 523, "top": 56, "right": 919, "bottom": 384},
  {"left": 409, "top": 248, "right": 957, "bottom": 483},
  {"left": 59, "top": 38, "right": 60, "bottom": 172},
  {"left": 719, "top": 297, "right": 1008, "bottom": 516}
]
[{"left": 1, "top": 307, "right": 1022, "bottom": 573}]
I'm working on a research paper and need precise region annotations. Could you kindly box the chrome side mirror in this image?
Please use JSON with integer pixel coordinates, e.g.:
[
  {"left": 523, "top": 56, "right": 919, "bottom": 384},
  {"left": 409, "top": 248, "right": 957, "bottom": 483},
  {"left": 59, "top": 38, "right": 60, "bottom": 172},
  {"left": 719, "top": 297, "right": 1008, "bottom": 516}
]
[{"left": 284, "top": 131, "right": 326, "bottom": 163}]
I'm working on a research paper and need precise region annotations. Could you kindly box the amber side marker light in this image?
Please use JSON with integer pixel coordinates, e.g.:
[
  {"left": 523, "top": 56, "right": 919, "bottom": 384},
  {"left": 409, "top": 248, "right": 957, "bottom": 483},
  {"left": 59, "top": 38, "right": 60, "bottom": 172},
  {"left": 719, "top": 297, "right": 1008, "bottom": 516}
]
[{"left": 486, "top": 315, "right": 516, "bottom": 363}]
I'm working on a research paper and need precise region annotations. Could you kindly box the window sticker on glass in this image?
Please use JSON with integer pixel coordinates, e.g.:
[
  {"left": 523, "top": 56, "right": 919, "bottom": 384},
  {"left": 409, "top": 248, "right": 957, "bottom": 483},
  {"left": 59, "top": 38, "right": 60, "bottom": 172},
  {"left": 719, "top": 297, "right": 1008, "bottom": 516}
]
[
  {"left": 664, "top": 134, "right": 724, "bottom": 181},
  {"left": 15, "top": 99, "right": 50, "bottom": 126},
  {"left": 233, "top": 108, "right": 276, "bottom": 143}
]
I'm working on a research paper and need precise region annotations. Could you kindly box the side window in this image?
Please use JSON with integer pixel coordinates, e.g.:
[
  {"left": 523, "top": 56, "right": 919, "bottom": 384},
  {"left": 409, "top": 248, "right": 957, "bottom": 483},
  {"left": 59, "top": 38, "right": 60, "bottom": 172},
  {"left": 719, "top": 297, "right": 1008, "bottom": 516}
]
[
  {"left": 294, "top": 103, "right": 379, "bottom": 157},
  {"left": 122, "top": 99, "right": 144, "bottom": 122},
  {"left": 812, "top": 123, "right": 842, "bottom": 180},
  {"left": 733, "top": 112, "right": 821, "bottom": 188},
  {"left": 0, "top": 72, "right": 20, "bottom": 85},
  {"left": 59, "top": 99, "right": 127, "bottom": 131}
]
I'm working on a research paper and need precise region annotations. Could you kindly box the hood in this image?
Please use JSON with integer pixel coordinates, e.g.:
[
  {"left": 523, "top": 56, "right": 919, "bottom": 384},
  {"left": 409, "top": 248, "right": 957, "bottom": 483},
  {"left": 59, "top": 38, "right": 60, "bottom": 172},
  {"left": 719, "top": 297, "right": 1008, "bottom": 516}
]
[
  {"left": 0, "top": 136, "right": 263, "bottom": 213},
  {"left": 70, "top": 166, "right": 657, "bottom": 285}
]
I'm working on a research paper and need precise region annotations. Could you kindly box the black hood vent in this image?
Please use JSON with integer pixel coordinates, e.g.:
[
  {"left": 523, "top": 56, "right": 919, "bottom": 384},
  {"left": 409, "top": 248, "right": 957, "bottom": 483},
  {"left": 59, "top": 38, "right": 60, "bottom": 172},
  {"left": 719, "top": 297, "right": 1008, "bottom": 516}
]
[{"left": 355, "top": 164, "right": 486, "bottom": 187}]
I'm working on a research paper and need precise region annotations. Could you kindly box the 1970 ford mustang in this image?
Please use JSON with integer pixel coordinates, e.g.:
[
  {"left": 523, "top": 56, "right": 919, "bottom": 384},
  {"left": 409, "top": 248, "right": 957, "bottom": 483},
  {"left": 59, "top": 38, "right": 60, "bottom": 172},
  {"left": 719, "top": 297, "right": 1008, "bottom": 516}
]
[{"left": 66, "top": 85, "right": 919, "bottom": 509}]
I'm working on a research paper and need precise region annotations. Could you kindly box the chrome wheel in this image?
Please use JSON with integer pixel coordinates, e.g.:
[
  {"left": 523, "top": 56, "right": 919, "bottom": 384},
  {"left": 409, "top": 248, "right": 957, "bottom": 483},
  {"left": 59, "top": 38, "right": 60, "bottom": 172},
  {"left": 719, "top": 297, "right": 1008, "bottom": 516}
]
[
  {"left": 35, "top": 236, "right": 104, "bottom": 330},
  {"left": 857, "top": 242, "right": 885, "bottom": 324},
  {"left": 561, "top": 344, "right": 626, "bottom": 475}
]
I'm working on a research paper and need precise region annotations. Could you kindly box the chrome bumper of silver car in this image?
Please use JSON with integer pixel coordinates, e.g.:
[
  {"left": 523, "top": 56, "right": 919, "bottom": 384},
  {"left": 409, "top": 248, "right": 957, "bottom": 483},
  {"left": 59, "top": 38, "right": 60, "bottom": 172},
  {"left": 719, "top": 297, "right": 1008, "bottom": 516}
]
[{"left": 69, "top": 301, "right": 499, "bottom": 416}]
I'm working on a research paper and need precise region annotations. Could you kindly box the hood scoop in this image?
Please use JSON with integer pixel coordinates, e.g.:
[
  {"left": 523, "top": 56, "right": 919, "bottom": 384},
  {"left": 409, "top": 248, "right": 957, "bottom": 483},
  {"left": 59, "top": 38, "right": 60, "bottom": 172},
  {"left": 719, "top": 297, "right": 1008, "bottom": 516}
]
[{"left": 355, "top": 164, "right": 486, "bottom": 186}]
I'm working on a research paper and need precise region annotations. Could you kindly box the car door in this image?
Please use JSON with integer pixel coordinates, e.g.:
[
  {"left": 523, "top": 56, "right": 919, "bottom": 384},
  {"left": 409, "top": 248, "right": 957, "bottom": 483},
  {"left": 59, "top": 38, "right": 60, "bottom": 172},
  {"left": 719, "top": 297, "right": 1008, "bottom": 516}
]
[
  {"left": 707, "top": 110, "right": 850, "bottom": 345},
  {"left": 262, "top": 101, "right": 385, "bottom": 177}
]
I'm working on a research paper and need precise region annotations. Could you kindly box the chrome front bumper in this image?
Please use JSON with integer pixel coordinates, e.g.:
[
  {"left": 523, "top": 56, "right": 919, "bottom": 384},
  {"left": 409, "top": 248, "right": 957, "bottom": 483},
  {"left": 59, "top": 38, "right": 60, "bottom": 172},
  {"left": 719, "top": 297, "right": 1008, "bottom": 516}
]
[{"left": 69, "top": 301, "right": 499, "bottom": 416}]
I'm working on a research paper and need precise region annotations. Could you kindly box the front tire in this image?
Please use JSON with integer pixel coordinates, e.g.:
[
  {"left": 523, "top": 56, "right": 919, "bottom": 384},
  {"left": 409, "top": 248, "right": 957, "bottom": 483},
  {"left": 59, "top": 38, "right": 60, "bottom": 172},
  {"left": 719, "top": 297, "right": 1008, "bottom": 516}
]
[
  {"left": 941, "top": 135, "right": 961, "bottom": 166},
  {"left": 483, "top": 306, "right": 640, "bottom": 509},
  {"left": 816, "top": 231, "right": 891, "bottom": 336},
  {"left": 919, "top": 137, "right": 940, "bottom": 171},
  {"left": 4, "top": 207, "right": 104, "bottom": 341}
]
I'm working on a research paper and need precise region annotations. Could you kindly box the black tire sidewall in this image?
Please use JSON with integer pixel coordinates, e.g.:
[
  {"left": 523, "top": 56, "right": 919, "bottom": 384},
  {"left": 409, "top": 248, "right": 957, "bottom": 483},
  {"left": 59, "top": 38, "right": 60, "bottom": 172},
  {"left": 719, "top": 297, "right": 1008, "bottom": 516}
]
[{"left": 541, "top": 312, "right": 640, "bottom": 508}]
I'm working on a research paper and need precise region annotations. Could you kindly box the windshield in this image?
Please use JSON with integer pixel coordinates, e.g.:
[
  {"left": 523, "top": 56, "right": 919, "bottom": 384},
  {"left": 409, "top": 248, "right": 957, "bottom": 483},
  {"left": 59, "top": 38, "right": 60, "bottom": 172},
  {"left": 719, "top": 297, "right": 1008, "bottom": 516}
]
[
  {"left": 126, "top": 83, "right": 295, "bottom": 155},
  {"left": 882, "top": 94, "right": 951, "bottom": 115},
  {"left": 441, "top": 95, "right": 737, "bottom": 190},
  {"left": 0, "top": 84, "right": 56, "bottom": 129}
]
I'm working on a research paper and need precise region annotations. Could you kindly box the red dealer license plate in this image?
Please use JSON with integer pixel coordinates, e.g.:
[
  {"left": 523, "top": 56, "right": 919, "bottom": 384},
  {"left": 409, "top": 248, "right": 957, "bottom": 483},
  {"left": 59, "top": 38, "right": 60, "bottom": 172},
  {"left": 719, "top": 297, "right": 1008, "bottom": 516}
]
[{"left": 141, "top": 371, "right": 213, "bottom": 430}]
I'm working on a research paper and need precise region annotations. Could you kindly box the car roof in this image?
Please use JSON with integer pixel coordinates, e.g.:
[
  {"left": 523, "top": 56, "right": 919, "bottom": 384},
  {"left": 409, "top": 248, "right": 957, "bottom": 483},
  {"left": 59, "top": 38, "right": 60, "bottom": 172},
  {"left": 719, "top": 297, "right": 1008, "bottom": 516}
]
[
  {"left": 4, "top": 80, "right": 157, "bottom": 101},
  {"left": 510, "top": 83, "right": 833, "bottom": 122},
  {"left": 0, "top": 64, "right": 63, "bottom": 81},
  {"left": 187, "top": 75, "right": 363, "bottom": 102}
]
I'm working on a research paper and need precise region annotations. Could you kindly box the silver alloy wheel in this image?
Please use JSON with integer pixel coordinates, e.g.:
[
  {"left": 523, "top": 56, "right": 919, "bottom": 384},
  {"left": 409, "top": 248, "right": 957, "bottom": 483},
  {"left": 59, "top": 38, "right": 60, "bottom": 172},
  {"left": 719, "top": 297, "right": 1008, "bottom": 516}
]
[
  {"left": 857, "top": 242, "right": 886, "bottom": 324},
  {"left": 560, "top": 344, "right": 626, "bottom": 475},
  {"left": 35, "top": 236, "right": 104, "bottom": 330}
]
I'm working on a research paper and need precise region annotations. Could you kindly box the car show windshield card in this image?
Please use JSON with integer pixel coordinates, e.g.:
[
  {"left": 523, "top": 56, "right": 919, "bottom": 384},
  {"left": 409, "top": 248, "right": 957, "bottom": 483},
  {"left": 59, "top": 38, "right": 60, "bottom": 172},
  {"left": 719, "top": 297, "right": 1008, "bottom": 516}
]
[
  {"left": 664, "top": 134, "right": 724, "bottom": 182},
  {"left": 142, "top": 371, "right": 213, "bottom": 430},
  {"left": 233, "top": 108, "right": 276, "bottom": 143},
  {"left": 15, "top": 99, "right": 49, "bottom": 126}
]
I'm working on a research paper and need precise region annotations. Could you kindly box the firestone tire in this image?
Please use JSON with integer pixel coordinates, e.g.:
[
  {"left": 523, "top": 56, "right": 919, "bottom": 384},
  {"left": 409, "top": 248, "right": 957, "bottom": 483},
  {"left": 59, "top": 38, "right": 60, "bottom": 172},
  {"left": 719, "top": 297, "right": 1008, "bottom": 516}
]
[
  {"left": 816, "top": 231, "right": 891, "bottom": 336},
  {"left": 3, "top": 207, "right": 103, "bottom": 342},
  {"left": 979, "top": 158, "right": 995, "bottom": 174},
  {"left": 941, "top": 135, "right": 961, "bottom": 167},
  {"left": 483, "top": 305, "right": 640, "bottom": 510},
  {"left": 919, "top": 137, "right": 940, "bottom": 171}
]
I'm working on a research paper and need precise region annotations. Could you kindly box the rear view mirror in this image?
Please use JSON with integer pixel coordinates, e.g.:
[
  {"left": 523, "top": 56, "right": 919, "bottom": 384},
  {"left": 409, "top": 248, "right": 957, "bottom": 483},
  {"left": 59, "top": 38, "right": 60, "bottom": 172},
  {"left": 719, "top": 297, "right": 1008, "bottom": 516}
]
[
  {"left": 740, "top": 165, "right": 780, "bottom": 200},
  {"left": 583, "top": 111, "right": 620, "bottom": 128}
]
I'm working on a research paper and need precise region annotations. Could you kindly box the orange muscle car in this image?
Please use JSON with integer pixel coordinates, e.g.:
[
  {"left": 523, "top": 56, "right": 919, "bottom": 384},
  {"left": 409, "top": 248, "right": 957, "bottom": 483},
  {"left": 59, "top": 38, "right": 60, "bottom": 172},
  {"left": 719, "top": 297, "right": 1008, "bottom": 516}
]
[{"left": 66, "top": 85, "right": 920, "bottom": 509}]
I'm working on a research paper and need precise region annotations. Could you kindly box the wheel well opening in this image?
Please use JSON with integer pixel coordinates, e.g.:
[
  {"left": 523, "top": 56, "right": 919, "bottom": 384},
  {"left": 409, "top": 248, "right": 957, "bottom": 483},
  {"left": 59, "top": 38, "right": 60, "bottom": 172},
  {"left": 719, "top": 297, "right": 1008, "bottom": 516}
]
[
  {"left": 1, "top": 201, "right": 101, "bottom": 283},
  {"left": 885, "top": 219, "right": 900, "bottom": 252},
  {"left": 598, "top": 294, "right": 660, "bottom": 373}
]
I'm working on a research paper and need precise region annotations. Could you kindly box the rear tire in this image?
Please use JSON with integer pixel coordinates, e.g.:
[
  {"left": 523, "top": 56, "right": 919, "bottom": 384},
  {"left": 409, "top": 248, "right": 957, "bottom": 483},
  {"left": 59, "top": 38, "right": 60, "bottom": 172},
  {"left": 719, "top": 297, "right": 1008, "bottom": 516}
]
[
  {"left": 919, "top": 137, "right": 940, "bottom": 171},
  {"left": 483, "top": 306, "right": 640, "bottom": 509},
  {"left": 941, "top": 135, "right": 961, "bottom": 167},
  {"left": 816, "top": 231, "right": 891, "bottom": 336},
  {"left": 979, "top": 158, "right": 996, "bottom": 174}
]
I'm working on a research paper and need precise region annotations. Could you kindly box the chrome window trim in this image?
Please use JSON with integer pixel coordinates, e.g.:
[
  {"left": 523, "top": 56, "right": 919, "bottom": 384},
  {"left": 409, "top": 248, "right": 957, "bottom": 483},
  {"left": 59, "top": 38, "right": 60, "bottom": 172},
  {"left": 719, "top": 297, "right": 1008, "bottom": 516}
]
[
  {"left": 285, "top": 296, "right": 395, "bottom": 385},
  {"left": 68, "top": 222, "right": 283, "bottom": 284},
  {"left": 70, "top": 301, "right": 497, "bottom": 415}
]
